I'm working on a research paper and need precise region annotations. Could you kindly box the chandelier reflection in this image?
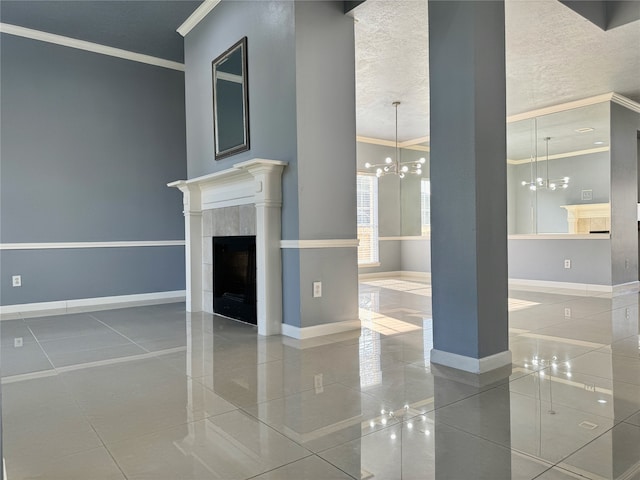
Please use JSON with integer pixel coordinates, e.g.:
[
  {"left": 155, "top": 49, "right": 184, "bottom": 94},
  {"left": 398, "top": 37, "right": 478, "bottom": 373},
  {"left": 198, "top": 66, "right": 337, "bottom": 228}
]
[
  {"left": 521, "top": 136, "right": 570, "bottom": 191},
  {"left": 364, "top": 101, "right": 426, "bottom": 178}
]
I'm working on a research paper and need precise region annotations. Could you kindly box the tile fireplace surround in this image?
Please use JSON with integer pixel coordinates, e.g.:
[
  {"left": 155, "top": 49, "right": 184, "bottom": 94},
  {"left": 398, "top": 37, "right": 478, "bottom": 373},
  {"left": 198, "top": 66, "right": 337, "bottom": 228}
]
[{"left": 169, "top": 159, "right": 287, "bottom": 336}]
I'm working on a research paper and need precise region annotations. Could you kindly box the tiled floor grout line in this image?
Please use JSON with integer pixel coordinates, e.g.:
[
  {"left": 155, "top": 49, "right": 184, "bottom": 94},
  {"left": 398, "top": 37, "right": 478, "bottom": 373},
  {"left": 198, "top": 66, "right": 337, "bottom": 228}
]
[{"left": 87, "top": 312, "right": 157, "bottom": 354}]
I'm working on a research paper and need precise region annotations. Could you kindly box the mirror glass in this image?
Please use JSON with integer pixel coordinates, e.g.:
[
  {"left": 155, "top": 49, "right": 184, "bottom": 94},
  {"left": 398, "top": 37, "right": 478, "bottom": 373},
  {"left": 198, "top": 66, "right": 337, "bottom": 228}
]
[
  {"left": 212, "top": 37, "right": 249, "bottom": 160},
  {"left": 507, "top": 102, "right": 611, "bottom": 234}
]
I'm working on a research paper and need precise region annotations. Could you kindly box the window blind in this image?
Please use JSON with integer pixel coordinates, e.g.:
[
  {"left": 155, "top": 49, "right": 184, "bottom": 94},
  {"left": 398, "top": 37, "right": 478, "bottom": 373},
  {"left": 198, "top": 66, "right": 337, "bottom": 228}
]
[
  {"left": 421, "top": 179, "right": 431, "bottom": 235},
  {"left": 357, "top": 174, "right": 379, "bottom": 264}
]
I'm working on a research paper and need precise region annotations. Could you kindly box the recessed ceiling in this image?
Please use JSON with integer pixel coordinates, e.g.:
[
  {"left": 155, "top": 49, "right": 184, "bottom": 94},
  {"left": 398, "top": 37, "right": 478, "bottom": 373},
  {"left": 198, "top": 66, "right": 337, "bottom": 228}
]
[
  {"left": 353, "top": 0, "right": 640, "bottom": 142},
  {"left": 0, "top": 0, "right": 202, "bottom": 62}
]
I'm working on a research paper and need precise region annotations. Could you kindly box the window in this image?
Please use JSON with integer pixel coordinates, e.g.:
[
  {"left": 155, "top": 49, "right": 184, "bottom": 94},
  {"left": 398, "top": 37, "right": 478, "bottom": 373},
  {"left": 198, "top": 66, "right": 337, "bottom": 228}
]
[
  {"left": 357, "top": 174, "right": 379, "bottom": 265},
  {"left": 421, "top": 178, "right": 431, "bottom": 235}
]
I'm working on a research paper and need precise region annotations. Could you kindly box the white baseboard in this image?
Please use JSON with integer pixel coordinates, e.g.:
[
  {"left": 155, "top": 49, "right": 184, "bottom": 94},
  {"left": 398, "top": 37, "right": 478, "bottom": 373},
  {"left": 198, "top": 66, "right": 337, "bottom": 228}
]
[
  {"left": 430, "top": 349, "right": 512, "bottom": 374},
  {"left": 358, "top": 270, "right": 431, "bottom": 282},
  {"left": 509, "top": 278, "right": 640, "bottom": 295},
  {"left": 359, "top": 271, "right": 639, "bottom": 296},
  {"left": 0, "top": 290, "right": 186, "bottom": 318},
  {"left": 281, "top": 319, "right": 361, "bottom": 339},
  {"left": 612, "top": 281, "right": 640, "bottom": 296},
  {"left": 509, "top": 278, "right": 612, "bottom": 294}
]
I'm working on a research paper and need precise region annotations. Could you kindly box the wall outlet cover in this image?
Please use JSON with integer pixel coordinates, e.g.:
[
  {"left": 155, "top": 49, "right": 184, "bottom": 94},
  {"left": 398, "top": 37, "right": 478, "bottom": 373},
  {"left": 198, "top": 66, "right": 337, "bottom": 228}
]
[
  {"left": 581, "top": 189, "right": 593, "bottom": 201},
  {"left": 313, "top": 281, "right": 322, "bottom": 298}
]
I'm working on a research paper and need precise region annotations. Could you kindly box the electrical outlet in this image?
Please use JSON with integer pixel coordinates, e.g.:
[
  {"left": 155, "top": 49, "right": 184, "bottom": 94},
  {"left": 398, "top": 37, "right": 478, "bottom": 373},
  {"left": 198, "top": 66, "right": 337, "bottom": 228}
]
[
  {"left": 314, "top": 373, "right": 324, "bottom": 393},
  {"left": 584, "top": 383, "right": 596, "bottom": 392},
  {"left": 14, "top": 337, "right": 23, "bottom": 348},
  {"left": 12, "top": 275, "right": 22, "bottom": 287},
  {"left": 581, "top": 189, "right": 593, "bottom": 201},
  {"left": 564, "top": 259, "right": 571, "bottom": 269},
  {"left": 564, "top": 308, "right": 571, "bottom": 318},
  {"left": 625, "top": 259, "right": 630, "bottom": 269},
  {"left": 313, "top": 281, "right": 322, "bottom": 298}
]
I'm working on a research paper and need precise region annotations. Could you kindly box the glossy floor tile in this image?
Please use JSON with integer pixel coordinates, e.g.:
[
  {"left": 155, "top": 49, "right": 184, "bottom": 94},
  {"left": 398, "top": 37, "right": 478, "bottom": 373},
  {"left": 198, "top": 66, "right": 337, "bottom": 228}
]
[{"left": 2, "top": 280, "right": 639, "bottom": 479}]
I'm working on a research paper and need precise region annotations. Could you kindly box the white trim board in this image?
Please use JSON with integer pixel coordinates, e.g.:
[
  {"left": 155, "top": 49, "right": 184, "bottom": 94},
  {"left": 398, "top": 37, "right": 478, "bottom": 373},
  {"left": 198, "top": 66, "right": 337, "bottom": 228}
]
[
  {"left": 0, "top": 23, "right": 185, "bottom": 71},
  {"left": 176, "top": 0, "right": 221, "bottom": 37},
  {"left": 280, "top": 239, "right": 359, "bottom": 249},
  {"left": 357, "top": 136, "right": 430, "bottom": 152},
  {"left": 508, "top": 234, "right": 610, "bottom": 240},
  {"left": 379, "top": 236, "right": 429, "bottom": 241},
  {"left": 358, "top": 270, "right": 431, "bottom": 282},
  {"left": 0, "top": 290, "right": 186, "bottom": 317},
  {"left": 507, "top": 146, "right": 610, "bottom": 165},
  {"left": 0, "top": 240, "right": 186, "bottom": 250},
  {"left": 507, "top": 92, "right": 640, "bottom": 122},
  {"left": 281, "top": 319, "right": 362, "bottom": 339},
  {"left": 509, "top": 278, "right": 640, "bottom": 296},
  {"left": 430, "top": 349, "right": 512, "bottom": 374}
]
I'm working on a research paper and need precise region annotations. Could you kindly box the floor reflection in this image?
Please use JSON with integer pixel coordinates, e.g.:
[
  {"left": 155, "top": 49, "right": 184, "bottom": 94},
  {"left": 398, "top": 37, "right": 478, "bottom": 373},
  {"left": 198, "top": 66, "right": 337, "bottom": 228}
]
[{"left": 1, "top": 278, "right": 639, "bottom": 479}]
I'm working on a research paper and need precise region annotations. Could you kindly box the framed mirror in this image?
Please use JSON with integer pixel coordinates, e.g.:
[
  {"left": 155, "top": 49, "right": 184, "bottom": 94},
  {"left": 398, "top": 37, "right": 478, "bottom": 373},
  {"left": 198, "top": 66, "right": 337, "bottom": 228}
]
[{"left": 212, "top": 37, "right": 249, "bottom": 160}]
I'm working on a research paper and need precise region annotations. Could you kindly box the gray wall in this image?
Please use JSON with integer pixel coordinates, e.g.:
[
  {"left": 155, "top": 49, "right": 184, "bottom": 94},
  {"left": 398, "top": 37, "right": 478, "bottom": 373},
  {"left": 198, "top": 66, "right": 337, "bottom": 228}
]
[
  {"left": 400, "top": 239, "right": 431, "bottom": 272},
  {"left": 509, "top": 152, "right": 610, "bottom": 234},
  {"left": 185, "top": 1, "right": 358, "bottom": 329},
  {"left": 610, "top": 103, "right": 639, "bottom": 285},
  {"left": 293, "top": 1, "right": 359, "bottom": 328},
  {"left": 509, "top": 239, "right": 611, "bottom": 285},
  {"left": 0, "top": 35, "right": 187, "bottom": 305},
  {"left": 184, "top": 0, "right": 299, "bottom": 238}
]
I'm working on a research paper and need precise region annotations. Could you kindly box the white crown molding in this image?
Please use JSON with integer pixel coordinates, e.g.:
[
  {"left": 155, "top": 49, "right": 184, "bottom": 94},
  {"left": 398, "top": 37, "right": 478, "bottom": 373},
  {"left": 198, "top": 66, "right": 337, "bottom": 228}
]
[
  {"left": 0, "top": 240, "right": 185, "bottom": 250},
  {"left": 611, "top": 93, "right": 640, "bottom": 113},
  {"left": 176, "top": 0, "right": 221, "bottom": 37},
  {"left": 507, "top": 92, "right": 640, "bottom": 123},
  {"left": 357, "top": 135, "right": 430, "bottom": 151},
  {"left": 0, "top": 23, "right": 185, "bottom": 71},
  {"left": 0, "top": 290, "right": 185, "bottom": 316},
  {"left": 280, "top": 239, "right": 359, "bottom": 249},
  {"left": 507, "top": 146, "right": 611, "bottom": 165}
]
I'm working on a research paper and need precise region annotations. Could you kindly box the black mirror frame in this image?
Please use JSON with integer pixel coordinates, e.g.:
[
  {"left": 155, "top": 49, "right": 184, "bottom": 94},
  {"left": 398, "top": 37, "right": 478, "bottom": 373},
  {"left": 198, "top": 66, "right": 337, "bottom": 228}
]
[{"left": 212, "top": 37, "right": 250, "bottom": 161}]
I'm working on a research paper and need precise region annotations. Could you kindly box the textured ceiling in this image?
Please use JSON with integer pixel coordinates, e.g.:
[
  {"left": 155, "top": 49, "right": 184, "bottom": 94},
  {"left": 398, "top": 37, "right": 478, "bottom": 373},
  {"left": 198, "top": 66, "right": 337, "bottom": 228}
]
[
  {"left": 0, "top": 1, "right": 202, "bottom": 62},
  {"left": 353, "top": 0, "right": 640, "bottom": 142}
]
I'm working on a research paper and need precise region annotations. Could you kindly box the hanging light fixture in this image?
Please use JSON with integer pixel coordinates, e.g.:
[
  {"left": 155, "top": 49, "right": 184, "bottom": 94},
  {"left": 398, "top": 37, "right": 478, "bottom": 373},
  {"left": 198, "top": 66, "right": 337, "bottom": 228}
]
[
  {"left": 364, "top": 101, "right": 426, "bottom": 179},
  {"left": 521, "top": 136, "right": 569, "bottom": 191}
]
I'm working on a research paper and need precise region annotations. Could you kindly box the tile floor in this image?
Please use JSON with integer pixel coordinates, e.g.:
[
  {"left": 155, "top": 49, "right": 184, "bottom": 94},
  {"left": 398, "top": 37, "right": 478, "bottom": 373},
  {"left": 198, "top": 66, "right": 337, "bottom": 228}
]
[{"left": 1, "top": 278, "right": 639, "bottom": 479}]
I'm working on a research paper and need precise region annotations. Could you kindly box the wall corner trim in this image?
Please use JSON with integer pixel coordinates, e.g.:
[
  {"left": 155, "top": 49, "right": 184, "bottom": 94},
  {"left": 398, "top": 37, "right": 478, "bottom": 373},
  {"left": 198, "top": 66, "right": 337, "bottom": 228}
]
[
  {"left": 0, "top": 23, "right": 185, "bottom": 71},
  {"left": 176, "top": 0, "right": 221, "bottom": 37}
]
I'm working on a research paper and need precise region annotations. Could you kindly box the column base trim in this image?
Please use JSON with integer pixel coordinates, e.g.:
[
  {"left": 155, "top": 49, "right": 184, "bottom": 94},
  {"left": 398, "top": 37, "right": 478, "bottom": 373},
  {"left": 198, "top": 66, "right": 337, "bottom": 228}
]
[
  {"left": 282, "top": 319, "right": 361, "bottom": 339},
  {"left": 430, "top": 349, "right": 512, "bottom": 374}
]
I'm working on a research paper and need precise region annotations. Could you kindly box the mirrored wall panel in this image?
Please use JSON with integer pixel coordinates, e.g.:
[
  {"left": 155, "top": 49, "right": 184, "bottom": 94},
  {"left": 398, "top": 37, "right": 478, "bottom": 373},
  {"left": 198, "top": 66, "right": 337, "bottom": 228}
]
[
  {"left": 212, "top": 37, "right": 249, "bottom": 160},
  {"left": 507, "top": 102, "right": 611, "bottom": 234}
]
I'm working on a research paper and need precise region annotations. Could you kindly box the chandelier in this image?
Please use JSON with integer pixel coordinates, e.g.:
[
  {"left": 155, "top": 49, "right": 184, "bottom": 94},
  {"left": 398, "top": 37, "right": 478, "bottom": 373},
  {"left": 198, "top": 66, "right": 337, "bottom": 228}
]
[
  {"left": 521, "top": 136, "right": 569, "bottom": 191},
  {"left": 364, "top": 101, "right": 426, "bottom": 179}
]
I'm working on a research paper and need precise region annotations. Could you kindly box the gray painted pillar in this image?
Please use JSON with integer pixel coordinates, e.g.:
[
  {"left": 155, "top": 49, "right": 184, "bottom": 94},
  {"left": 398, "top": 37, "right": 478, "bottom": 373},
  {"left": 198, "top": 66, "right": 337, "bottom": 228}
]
[
  {"left": 428, "top": 0, "right": 511, "bottom": 373},
  {"left": 610, "top": 103, "right": 639, "bottom": 288}
]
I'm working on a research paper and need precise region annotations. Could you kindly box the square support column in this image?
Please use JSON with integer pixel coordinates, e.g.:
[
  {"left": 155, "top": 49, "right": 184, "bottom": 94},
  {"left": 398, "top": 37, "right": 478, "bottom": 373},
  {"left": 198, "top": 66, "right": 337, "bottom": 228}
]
[{"left": 428, "top": 0, "right": 511, "bottom": 373}]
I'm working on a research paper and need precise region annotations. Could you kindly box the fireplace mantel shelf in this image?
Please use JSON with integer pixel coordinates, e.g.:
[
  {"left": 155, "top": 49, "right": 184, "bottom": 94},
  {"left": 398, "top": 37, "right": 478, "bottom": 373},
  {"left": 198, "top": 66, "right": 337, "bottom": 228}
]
[
  {"left": 168, "top": 159, "right": 288, "bottom": 190},
  {"left": 169, "top": 158, "right": 287, "bottom": 336}
]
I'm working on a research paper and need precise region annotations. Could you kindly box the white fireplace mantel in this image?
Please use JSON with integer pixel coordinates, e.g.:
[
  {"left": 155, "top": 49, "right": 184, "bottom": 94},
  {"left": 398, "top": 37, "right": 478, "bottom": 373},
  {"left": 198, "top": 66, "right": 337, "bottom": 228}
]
[{"left": 168, "top": 159, "right": 287, "bottom": 336}]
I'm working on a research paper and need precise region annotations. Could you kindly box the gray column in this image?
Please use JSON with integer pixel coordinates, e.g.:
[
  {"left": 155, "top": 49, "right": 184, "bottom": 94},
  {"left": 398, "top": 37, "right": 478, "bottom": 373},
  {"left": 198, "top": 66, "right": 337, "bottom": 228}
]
[{"left": 428, "top": 0, "right": 510, "bottom": 373}]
